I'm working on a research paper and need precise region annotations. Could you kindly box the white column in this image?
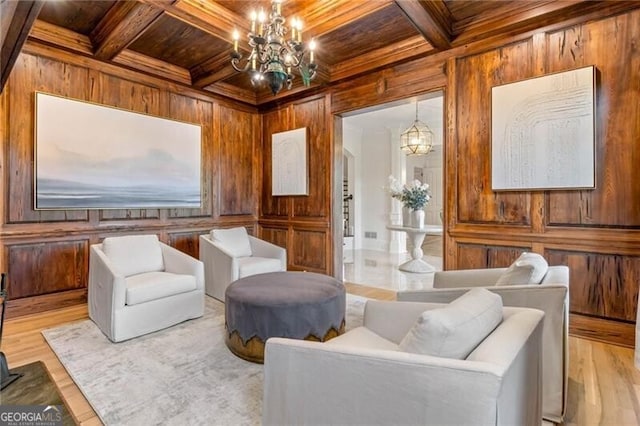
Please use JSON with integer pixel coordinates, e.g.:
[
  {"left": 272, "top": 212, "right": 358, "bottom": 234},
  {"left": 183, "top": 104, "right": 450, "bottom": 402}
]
[{"left": 388, "top": 127, "right": 406, "bottom": 254}]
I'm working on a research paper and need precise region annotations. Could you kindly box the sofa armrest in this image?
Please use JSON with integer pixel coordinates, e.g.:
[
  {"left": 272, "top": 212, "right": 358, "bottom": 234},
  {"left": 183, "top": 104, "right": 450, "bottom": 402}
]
[
  {"left": 433, "top": 268, "right": 507, "bottom": 288},
  {"left": 88, "top": 245, "right": 126, "bottom": 340},
  {"left": 263, "top": 338, "right": 506, "bottom": 426},
  {"left": 160, "top": 242, "right": 205, "bottom": 290},
  {"left": 249, "top": 236, "right": 287, "bottom": 269},
  {"left": 199, "top": 234, "right": 238, "bottom": 300}
]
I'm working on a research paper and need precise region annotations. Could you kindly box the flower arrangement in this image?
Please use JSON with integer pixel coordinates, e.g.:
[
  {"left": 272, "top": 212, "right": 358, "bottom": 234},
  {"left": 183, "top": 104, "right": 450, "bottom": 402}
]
[{"left": 387, "top": 175, "right": 431, "bottom": 211}]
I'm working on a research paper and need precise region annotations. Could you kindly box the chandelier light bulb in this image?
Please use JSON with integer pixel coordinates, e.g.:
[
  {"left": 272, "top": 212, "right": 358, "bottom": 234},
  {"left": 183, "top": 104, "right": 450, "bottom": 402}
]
[{"left": 230, "top": 0, "right": 319, "bottom": 96}]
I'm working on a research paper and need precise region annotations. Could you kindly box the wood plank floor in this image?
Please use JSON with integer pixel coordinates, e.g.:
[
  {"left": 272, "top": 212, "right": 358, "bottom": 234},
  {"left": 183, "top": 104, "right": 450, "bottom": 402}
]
[{"left": 2, "top": 284, "right": 639, "bottom": 425}]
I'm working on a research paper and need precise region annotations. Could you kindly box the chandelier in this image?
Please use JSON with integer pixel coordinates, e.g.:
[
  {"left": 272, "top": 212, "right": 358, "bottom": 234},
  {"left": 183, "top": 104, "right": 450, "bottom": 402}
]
[
  {"left": 400, "top": 102, "right": 434, "bottom": 156},
  {"left": 230, "top": 0, "right": 317, "bottom": 96}
]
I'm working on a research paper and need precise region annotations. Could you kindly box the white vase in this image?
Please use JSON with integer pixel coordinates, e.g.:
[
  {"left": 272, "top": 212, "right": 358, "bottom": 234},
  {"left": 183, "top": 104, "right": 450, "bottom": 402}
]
[{"left": 412, "top": 209, "right": 425, "bottom": 229}]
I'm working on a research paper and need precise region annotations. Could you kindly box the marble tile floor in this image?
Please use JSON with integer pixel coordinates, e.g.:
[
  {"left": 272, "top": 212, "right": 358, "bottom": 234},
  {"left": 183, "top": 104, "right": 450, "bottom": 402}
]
[{"left": 343, "top": 248, "right": 443, "bottom": 292}]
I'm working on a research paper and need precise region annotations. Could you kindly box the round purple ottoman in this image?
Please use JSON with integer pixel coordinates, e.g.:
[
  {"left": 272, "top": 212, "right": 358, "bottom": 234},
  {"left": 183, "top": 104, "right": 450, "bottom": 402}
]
[{"left": 225, "top": 271, "right": 346, "bottom": 363}]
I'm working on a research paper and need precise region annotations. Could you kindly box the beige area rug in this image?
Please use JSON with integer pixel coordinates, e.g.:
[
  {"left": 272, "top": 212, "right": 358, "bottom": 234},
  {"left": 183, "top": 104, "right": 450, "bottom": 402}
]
[{"left": 42, "top": 294, "right": 367, "bottom": 426}]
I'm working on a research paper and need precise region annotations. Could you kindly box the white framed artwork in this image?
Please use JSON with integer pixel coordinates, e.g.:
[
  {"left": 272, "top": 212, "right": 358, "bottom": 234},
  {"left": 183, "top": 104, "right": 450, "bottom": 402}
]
[
  {"left": 35, "top": 92, "right": 202, "bottom": 210},
  {"left": 491, "top": 66, "right": 595, "bottom": 190},
  {"left": 271, "top": 127, "right": 308, "bottom": 196}
]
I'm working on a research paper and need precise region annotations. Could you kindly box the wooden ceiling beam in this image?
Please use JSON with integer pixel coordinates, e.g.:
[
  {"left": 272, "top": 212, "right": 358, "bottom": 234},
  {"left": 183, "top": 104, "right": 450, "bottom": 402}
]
[
  {"left": 113, "top": 49, "right": 192, "bottom": 86},
  {"left": 1, "top": 0, "right": 44, "bottom": 92},
  {"left": 29, "top": 20, "right": 94, "bottom": 56},
  {"left": 91, "top": 1, "right": 166, "bottom": 60},
  {"left": 330, "top": 35, "right": 434, "bottom": 82},
  {"left": 393, "top": 0, "right": 453, "bottom": 50}
]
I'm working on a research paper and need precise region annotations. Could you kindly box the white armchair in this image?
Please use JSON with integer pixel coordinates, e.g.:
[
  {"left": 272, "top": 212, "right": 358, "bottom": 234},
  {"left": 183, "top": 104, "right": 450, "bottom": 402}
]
[
  {"left": 88, "top": 234, "right": 204, "bottom": 343},
  {"left": 263, "top": 299, "right": 544, "bottom": 426},
  {"left": 199, "top": 227, "right": 286, "bottom": 301},
  {"left": 398, "top": 264, "right": 569, "bottom": 423}
]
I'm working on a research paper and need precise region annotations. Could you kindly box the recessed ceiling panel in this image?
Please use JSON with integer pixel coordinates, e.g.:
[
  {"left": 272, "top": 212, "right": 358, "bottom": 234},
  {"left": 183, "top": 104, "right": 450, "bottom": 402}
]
[
  {"left": 315, "top": 5, "right": 419, "bottom": 65},
  {"left": 37, "top": 0, "right": 117, "bottom": 35},
  {"left": 128, "top": 15, "right": 229, "bottom": 70}
]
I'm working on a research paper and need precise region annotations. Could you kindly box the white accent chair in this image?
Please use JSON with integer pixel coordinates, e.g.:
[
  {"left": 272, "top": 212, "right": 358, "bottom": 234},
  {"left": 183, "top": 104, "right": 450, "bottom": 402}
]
[
  {"left": 263, "top": 299, "right": 544, "bottom": 426},
  {"left": 398, "top": 265, "right": 569, "bottom": 423},
  {"left": 199, "top": 227, "right": 287, "bottom": 301},
  {"left": 88, "top": 235, "right": 205, "bottom": 343}
]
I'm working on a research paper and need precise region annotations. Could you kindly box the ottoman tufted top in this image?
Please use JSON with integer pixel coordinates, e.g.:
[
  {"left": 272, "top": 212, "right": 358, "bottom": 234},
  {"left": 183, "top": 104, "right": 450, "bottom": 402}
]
[{"left": 225, "top": 271, "right": 346, "bottom": 345}]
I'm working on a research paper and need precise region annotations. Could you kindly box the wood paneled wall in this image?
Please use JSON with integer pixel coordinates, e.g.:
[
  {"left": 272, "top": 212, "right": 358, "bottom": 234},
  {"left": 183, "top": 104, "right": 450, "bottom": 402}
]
[
  {"left": 284, "top": 8, "right": 639, "bottom": 346},
  {"left": 446, "top": 10, "right": 640, "bottom": 347},
  {"left": 0, "top": 46, "right": 261, "bottom": 318},
  {"left": 1, "top": 8, "right": 638, "bottom": 347},
  {"left": 259, "top": 95, "right": 335, "bottom": 275}
]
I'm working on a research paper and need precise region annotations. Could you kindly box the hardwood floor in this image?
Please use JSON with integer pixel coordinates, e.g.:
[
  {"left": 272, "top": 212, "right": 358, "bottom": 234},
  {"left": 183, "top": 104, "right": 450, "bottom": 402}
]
[{"left": 2, "top": 286, "right": 640, "bottom": 425}]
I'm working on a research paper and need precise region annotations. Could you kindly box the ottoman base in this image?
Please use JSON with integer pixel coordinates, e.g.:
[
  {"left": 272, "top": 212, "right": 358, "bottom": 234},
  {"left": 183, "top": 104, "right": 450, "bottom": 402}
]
[{"left": 226, "top": 321, "right": 346, "bottom": 364}]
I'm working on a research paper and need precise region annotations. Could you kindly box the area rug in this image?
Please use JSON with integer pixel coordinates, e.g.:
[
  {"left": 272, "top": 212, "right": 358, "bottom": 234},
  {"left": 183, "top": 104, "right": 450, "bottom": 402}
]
[
  {"left": 0, "top": 361, "right": 74, "bottom": 425},
  {"left": 42, "top": 294, "right": 367, "bottom": 426}
]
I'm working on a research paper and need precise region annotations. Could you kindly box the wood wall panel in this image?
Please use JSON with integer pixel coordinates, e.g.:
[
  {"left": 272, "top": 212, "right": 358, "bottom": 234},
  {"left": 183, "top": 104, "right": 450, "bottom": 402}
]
[
  {"left": 261, "top": 108, "right": 290, "bottom": 218},
  {"left": 292, "top": 97, "right": 328, "bottom": 218},
  {"left": 455, "top": 40, "right": 533, "bottom": 225},
  {"left": 8, "top": 53, "right": 90, "bottom": 223},
  {"left": 456, "top": 243, "right": 530, "bottom": 270},
  {"left": 7, "top": 239, "right": 88, "bottom": 299},
  {"left": 259, "top": 225, "right": 288, "bottom": 249},
  {"left": 546, "top": 249, "right": 640, "bottom": 322},
  {"left": 291, "top": 228, "right": 327, "bottom": 272},
  {"left": 167, "top": 93, "right": 213, "bottom": 218},
  {"left": 218, "top": 105, "right": 258, "bottom": 217},
  {"left": 546, "top": 13, "right": 640, "bottom": 227},
  {"left": 167, "top": 231, "right": 201, "bottom": 259}
]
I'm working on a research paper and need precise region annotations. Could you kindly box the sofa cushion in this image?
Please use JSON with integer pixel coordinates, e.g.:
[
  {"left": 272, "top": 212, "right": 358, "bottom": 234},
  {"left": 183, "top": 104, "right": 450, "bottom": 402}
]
[
  {"left": 125, "top": 271, "right": 197, "bottom": 305},
  {"left": 324, "top": 326, "right": 399, "bottom": 351},
  {"left": 398, "top": 288, "right": 503, "bottom": 359},
  {"left": 238, "top": 257, "right": 283, "bottom": 279},
  {"left": 211, "top": 227, "right": 252, "bottom": 257},
  {"left": 495, "top": 252, "right": 549, "bottom": 286},
  {"left": 102, "top": 235, "right": 164, "bottom": 277}
]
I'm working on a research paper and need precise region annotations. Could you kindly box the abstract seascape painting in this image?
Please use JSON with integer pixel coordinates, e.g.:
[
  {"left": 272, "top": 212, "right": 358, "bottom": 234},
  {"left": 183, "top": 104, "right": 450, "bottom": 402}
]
[{"left": 35, "top": 93, "right": 202, "bottom": 209}]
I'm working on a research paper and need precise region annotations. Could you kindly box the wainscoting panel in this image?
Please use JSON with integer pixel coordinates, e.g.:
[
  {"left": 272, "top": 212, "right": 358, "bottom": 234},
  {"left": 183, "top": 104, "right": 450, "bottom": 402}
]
[
  {"left": 6, "top": 239, "right": 88, "bottom": 299},
  {"left": 291, "top": 228, "right": 327, "bottom": 272},
  {"left": 455, "top": 243, "right": 531, "bottom": 270}
]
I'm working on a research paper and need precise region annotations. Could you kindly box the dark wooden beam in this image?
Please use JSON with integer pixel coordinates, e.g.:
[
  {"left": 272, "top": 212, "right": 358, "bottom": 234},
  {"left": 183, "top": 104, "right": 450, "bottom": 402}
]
[
  {"left": 1, "top": 0, "right": 44, "bottom": 92},
  {"left": 394, "top": 0, "right": 452, "bottom": 50},
  {"left": 90, "top": 1, "right": 166, "bottom": 60},
  {"left": 302, "top": 0, "right": 394, "bottom": 37}
]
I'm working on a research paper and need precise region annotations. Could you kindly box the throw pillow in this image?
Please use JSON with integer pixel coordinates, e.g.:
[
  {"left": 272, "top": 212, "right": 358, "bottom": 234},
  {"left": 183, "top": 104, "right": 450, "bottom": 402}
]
[
  {"left": 102, "top": 235, "right": 164, "bottom": 277},
  {"left": 398, "top": 288, "right": 503, "bottom": 359},
  {"left": 495, "top": 252, "right": 549, "bottom": 286},
  {"left": 211, "top": 227, "right": 252, "bottom": 257}
]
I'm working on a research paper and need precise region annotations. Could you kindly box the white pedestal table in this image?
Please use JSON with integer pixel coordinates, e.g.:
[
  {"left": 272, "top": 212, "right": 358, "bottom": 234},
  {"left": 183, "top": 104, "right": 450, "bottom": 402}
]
[{"left": 386, "top": 225, "right": 443, "bottom": 273}]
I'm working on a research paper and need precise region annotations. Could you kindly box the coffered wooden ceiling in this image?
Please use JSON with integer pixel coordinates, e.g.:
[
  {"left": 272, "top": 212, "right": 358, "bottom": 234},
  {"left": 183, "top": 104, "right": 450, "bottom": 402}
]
[{"left": 2, "top": 0, "right": 639, "bottom": 105}]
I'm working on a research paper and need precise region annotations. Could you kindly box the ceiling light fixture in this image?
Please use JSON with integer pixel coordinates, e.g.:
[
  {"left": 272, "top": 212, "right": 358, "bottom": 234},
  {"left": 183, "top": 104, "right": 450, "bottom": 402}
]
[
  {"left": 400, "top": 102, "right": 434, "bottom": 156},
  {"left": 230, "top": 0, "right": 317, "bottom": 96}
]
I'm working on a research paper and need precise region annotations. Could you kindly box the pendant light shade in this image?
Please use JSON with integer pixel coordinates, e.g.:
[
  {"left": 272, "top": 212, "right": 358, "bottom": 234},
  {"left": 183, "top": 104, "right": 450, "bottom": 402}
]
[{"left": 400, "top": 102, "right": 434, "bottom": 156}]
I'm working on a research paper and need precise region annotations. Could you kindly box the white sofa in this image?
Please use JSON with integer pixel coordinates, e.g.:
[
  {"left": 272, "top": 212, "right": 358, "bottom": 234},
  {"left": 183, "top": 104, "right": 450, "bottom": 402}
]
[
  {"left": 199, "top": 227, "right": 286, "bottom": 301},
  {"left": 88, "top": 235, "right": 205, "bottom": 343},
  {"left": 263, "top": 299, "right": 544, "bottom": 426},
  {"left": 398, "top": 265, "right": 569, "bottom": 423}
]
